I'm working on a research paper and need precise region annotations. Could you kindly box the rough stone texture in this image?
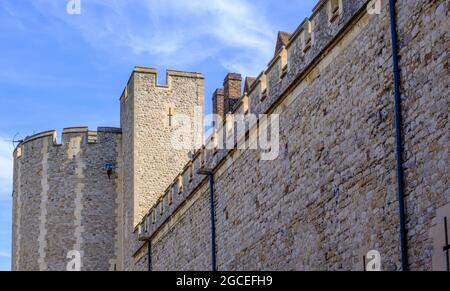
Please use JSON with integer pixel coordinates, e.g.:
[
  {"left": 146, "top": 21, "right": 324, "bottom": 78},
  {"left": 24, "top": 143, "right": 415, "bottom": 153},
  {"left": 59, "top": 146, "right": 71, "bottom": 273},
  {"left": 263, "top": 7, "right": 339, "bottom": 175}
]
[
  {"left": 151, "top": 183, "right": 211, "bottom": 271},
  {"left": 120, "top": 68, "right": 204, "bottom": 270},
  {"left": 12, "top": 128, "right": 121, "bottom": 271},
  {"left": 396, "top": 0, "right": 449, "bottom": 271},
  {"left": 136, "top": 0, "right": 448, "bottom": 271},
  {"left": 12, "top": 0, "right": 449, "bottom": 272},
  {"left": 120, "top": 74, "right": 137, "bottom": 271}
]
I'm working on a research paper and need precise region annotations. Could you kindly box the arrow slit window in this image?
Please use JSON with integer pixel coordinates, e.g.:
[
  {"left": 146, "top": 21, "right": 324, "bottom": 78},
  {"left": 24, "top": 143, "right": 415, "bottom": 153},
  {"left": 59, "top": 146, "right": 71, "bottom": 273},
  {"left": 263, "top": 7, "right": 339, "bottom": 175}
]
[{"left": 167, "top": 107, "right": 174, "bottom": 127}]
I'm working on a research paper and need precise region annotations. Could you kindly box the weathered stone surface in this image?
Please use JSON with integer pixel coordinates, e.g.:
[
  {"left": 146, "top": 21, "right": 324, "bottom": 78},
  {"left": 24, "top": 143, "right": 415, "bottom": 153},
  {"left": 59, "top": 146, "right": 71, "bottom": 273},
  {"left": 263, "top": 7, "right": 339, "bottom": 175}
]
[
  {"left": 12, "top": 0, "right": 448, "bottom": 271},
  {"left": 136, "top": 0, "right": 448, "bottom": 271},
  {"left": 120, "top": 68, "right": 204, "bottom": 270},
  {"left": 12, "top": 128, "right": 122, "bottom": 271}
]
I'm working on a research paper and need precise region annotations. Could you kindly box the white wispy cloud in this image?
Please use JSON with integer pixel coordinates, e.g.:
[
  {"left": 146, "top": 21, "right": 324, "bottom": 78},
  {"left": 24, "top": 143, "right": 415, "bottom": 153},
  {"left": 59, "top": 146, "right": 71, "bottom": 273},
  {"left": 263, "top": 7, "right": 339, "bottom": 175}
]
[
  {"left": 0, "top": 139, "right": 14, "bottom": 197},
  {"left": 0, "top": 252, "right": 11, "bottom": 258},
  {"left": 29, "top": 0, "right": 277, "bottom": 76}
]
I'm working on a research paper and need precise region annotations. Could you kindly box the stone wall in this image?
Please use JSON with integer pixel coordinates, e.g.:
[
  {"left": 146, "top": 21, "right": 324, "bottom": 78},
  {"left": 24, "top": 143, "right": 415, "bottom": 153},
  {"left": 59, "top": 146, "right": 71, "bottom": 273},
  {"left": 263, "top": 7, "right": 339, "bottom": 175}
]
[
  {"left": 120, "top": 67, "right": 205, "bottom": 270},
  {"left": 151, "top": 183, "right": 211, "bottom": 271},
  {"left": 11, "top": 0, "right": 448, "bottom": 272},
  {"left": 12, "top": 127, "right": 122, "bottom": 271},
  {"left": 396, "top": 0, "right": 449, "bottom": 270},
  {"left": 136, "top": 0, "right": 448, "bottom": 271}
]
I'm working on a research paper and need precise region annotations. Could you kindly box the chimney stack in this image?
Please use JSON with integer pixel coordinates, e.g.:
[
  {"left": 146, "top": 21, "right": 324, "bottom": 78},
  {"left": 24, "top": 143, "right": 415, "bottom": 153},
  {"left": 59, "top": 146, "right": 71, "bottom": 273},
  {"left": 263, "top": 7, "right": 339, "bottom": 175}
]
[
  {"left": 223, "top": 73, "right": 242, "bottom": 116},
  {"left": 212, "top": 88, "right": 225, "bottom": 126}
]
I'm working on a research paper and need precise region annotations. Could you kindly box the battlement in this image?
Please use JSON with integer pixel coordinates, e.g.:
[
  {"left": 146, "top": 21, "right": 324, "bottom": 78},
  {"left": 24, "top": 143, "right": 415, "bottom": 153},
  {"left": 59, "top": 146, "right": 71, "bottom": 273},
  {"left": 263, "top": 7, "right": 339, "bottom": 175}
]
[
  {"left": 206, "top": 0, "right": 368, "bottom": 117},
  {"left": 137, "top": 119, "right": 257, "bottom": 239},
  {"left": 120, "top": 67, "right": 204, "bottom": 100},
  {"left": 12, "top": 0, "right": 449, "bottom": 271},
  {"left": 13, "top": 126, "right": 122, "bottom": 271},
  {"left": 137, "top": 0, "right": 372, "bottom": 241},
  {"left": 137, "top": 131, "right": 243, "bottom": 238},
  {"left": 15, "top": 127, "right": 122, "bottom": 159},
  {"left": 119, "top": 64, "right": 206, "bottom": 227}
]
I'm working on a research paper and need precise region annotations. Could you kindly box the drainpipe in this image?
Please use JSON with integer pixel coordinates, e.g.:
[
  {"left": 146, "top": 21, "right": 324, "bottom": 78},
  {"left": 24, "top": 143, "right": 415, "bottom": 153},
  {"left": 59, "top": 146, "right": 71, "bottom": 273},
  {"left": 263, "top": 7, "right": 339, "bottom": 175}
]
[
  {"left": 198, "top": 168, "right": 217, "bottom": 271},
  {"left": 389, "top": 0, "right": 408, "bottom": 271}
]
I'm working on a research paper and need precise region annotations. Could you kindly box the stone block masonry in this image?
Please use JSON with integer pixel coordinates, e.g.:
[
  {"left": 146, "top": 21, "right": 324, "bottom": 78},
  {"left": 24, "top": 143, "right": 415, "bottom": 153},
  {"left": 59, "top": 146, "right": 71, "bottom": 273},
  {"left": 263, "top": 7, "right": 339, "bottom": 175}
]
[
  {"left": 136, "top": 0, "right": 448, "bottom": 271},
  {"left": 12, "top": 0, "right": 449, "bottom": 271},
  {"left": 120, "top": 67, "right": 205, "bottom": 270},
  {"left": 12, "top": 128, "right": 122, "bottom": 271}
]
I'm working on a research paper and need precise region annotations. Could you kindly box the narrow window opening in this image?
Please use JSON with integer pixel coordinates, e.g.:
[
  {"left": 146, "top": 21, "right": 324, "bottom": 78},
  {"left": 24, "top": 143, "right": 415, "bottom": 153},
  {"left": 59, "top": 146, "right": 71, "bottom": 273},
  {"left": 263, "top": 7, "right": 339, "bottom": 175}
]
[
  {"left": 168, "top": 107, "right": 174, "bottom": 127},
  {"left": 152, "top": 211, "right": 156, "bottom": 224},
  {"left": 159, "top": 199, "right": 164, "bottom": 216},
  {"left": 189, "top": 165, "right": 193, "bottom": 182},
  {"left": 168, "top": 189, "right": 173, "bottom": 205},
  {"left": 178, "top": 176, "right": 183, "bottom": 194}
]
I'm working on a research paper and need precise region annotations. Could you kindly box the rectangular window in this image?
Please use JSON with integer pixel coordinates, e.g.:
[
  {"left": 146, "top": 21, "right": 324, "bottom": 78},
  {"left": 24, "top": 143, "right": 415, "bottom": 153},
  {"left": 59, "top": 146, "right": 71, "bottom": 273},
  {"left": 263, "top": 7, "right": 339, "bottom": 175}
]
[
  {"left": 281, "top": 65, "right": 288, "bottom": 78},
  {"left": 178, "top": 176, "right": 183, "bottom": 194},
  {"left": 144, "top": 216, "right": 149, "bottom": 233},
  {"left": 159, "top": 199, "right": 164, "bottom": 216},
  {"left": 261, "top": 89, "right": 268, "bottom": 101},
  {"left": 168, "top": 189, "right": 173, "bottom": 205},
  {"left": 189, "top": 164, "right": 193, "bottom": 182},
  {"left": 152, "top": 210, "right": 156, "bottom": 224}
]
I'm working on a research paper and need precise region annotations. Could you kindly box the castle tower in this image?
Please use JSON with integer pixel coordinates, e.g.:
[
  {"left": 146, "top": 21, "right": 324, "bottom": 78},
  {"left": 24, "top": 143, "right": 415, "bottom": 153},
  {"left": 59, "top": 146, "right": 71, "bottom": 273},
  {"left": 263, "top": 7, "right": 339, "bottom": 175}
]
[
  {"left": 12, "top": 127, "right": 122, "bottom": 271},
  {"left": 119, "top": 67, "right": 204, "bottom": 269}
]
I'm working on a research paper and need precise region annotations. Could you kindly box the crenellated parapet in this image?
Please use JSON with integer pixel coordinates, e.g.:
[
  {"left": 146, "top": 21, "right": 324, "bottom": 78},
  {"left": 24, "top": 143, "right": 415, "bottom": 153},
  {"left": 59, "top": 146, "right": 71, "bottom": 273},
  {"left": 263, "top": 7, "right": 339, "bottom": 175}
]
[
  {"left": 212, "top": 0, "right": 370, "bottom": 127},
  {"left": 12, "top": 0, "right": 448, "bottom": 271},
  {"left": 136, "top": 0, "right": 372, "bottom": 242},
  {"left": 14, "top": 127, "right": 122, "bottom": 160},
  {"left": 116, "top": 64, "right": 207, "bottom": 269},
  {"left": 12, "top": 126, "right": 122, "bottom": 271},
  {"left": 247, "top": 0, "right": 368, "bottom": 116},
  {"left": 120, "top": 67, "right": 204, "bottom": 102}
]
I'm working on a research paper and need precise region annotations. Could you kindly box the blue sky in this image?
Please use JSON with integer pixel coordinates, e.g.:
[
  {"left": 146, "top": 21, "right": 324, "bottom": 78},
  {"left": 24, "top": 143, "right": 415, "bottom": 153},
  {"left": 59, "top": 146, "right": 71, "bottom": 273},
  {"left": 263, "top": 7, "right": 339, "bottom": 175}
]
[{"left": 0, "top": 0, "right": 316, "bottom": 271}]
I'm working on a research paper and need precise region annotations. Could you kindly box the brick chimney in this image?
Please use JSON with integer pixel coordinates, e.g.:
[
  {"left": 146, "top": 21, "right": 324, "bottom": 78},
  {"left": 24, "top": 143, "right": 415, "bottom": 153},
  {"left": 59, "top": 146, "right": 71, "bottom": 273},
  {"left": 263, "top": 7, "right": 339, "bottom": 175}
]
[
  {"left": 212, "top": 88, "right": 225, "bottom": 126},
  {"left": 223, "top": 73, "right": 242, "bottom": 116}
]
